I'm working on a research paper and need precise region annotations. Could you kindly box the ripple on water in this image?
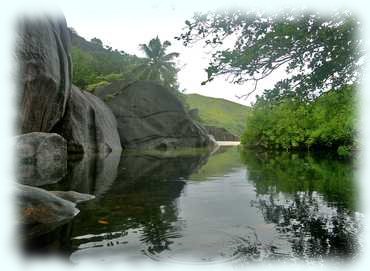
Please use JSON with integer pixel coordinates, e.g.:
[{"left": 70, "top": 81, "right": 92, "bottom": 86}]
[{"left": 143, "top": 228, "right": 258, "bottom": 265}]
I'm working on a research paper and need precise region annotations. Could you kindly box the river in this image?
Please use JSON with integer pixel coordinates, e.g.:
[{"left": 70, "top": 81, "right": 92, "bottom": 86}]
[{"left": 32, "top": 145, "right": 361, "bottom": 265}]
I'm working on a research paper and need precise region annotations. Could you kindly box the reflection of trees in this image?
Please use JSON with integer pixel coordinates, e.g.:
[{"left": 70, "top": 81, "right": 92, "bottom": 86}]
[
  {"left": 28, "top": 150, "right": 210, "bottom": 256},
  {"left": 242, "top": 150, "right": 360, "bottom": 259},
  {"left": 241, "top": 150, "right": 357, "bottom": 210},
  {"left": 69, "top": 151, "right": 210, "bottom": 255},
  {"left": 251, "top": 193, "right": 360, "bottom": 259}
]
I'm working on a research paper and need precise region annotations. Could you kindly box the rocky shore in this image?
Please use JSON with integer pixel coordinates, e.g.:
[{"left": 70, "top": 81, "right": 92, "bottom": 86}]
[{"left": 15, "top": 14, "right": 215, "bottom": 239}]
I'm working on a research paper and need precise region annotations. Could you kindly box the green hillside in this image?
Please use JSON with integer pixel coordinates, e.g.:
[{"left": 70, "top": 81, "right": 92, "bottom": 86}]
[
  {"left": 69, "top": 28, "right": 145, "bottom": 91},
  {"left": 183, "top": 93, "right": 250, "bottom": 136}
]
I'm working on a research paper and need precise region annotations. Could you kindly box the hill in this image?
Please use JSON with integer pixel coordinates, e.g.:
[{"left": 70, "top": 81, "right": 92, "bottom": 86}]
[
  {"left": 69, "top": 28, "right": 145, "bottom": 91},
  {"left": 183, "top": 93, "right": 250, "bottom": 136},
  {"left": 69, "top": 29, "right": 249, "bottom": 137}
]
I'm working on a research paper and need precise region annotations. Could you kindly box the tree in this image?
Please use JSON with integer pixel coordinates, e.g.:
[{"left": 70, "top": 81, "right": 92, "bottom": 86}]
[
  {"left": 90, "top": 37, "right": 103, "bottom": 47},
  {"left": 176, "top": 10, "right": 362, "bottom": 101},
  {"left": 70, "top": 29, "right": 148, "bottom": 90},
  {"left": 240, "top": 85, "right": 355, "bottom": 153},
  {"left": 71, "top": 47, "right": 97, "bottom": 89},
  {"left": 137, "top": 36, "right": 180, "bottom": 89}
]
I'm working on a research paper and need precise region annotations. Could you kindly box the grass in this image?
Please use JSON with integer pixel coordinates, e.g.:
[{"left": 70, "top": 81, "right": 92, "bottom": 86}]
[{"left": 183, "top": 93, "right": 250, "bottom": 136}]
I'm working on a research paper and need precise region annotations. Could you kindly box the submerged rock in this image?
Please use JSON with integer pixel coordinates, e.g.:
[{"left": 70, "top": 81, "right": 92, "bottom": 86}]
[
  {"left": 95, "top": 80, "right": 214, "bottom": 149},
  {"left": 16, "top": 15, "right": 72, "bottom": 133},
  {"left": 49, "top": 191, "right": 95, "bottom": 203},
  {"left": 16, "top": 132, "right": 67, "bottom": 186},
  {"left": 17, "top": 184, "right": 79, "bottom": 239},
  {"left": 53, "top": 85, "right": 122, "bottom": 155}
]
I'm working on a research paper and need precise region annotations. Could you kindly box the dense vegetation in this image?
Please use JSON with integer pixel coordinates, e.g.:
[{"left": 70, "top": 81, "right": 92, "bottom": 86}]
[
  {"left": 178, "top": 10, "right": 360, "bottom": 154},
  {"left": 70, "top": 9, "right": 360, "bottom": 155},
  {"left": 70, "top": 29, "right": 142, "bottom": 91},
  {"left": 241, "top": 85, "right": 356, "bottom": 155},
  {"left": 183, "top": 93, "right": 249, "bottom": 136},
  {"left": 70, "top": 29, "right": 179, "bottom": 92}
]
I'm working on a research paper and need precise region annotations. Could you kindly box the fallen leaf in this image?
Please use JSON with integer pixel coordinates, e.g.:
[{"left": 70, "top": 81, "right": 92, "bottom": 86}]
[{"left": 98, "top": 219, "right": 109, "bottom": 225}]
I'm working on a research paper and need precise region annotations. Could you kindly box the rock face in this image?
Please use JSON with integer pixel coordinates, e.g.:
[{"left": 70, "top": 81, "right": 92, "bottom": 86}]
[
  {"left": 95, "top": 80, "right": 214, "bottom": 149},
  {"left": 16, "top": 132, "right": 67, "bottom": 186},
  {"left": 204, "top": 125, "right": 240, "bottom": 141},
  {"left": 53, "top": 85, "right": 122, "bottom": 154},
  {"left": 84, "top": 90, "right": 122, "bottom": 152},
  {"left": 17, "top": 184, "right": 79, "bottom": 238},
  {"left": 16, "top": 15, "right": 72, "bottom": 134},
  {"left": 15, "top": 14, "right": 123, "bottom": 244}
]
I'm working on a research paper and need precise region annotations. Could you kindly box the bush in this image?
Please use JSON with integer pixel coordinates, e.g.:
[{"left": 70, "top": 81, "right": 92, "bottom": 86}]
[
  {"left": 337, "top": 145, "right": 352, "bottom": 157},
  {"left": 241, "top": 85, "right": 356, "bottom": 152}
]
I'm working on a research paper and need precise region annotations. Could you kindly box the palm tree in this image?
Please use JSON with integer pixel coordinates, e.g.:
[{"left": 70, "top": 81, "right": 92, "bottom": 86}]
[{"left": 137, "top": 36, "right": 180, "bottom": 89}]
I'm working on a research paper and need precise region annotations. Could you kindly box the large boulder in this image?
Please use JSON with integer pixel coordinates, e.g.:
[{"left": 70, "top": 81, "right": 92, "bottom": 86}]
[
  {"left": 84, "top": 90, "right": 122, "bottom": 152},
  {"left": 95, "top": 80, "right": 214, "bottom": 149},
  {"left": 16, "top": 15, "right": 72, "bottom": 133},
  {"left": 15, "top": 132, "right": 67, "bottom": 186},
  {"left": 17, "top": 184, "right": 79, "bottom": 239},
  {"left": 53, "top": 85, "right": 122, "bottom": 155}
]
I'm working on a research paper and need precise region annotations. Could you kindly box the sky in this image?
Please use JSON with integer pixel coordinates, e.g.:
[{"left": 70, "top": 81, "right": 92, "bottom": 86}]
[{"left": 55, "top": 0, "right": 284, "bottom": 106}]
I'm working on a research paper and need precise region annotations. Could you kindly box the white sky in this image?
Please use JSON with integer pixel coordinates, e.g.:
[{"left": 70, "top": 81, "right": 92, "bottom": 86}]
[{"left": 55, "top": 0, "right": 285, "bottom": 106}]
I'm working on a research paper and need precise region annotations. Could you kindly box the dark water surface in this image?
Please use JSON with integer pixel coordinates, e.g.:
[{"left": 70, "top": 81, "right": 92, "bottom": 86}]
[{"left": 38, "top": 146, "right": 362, "bottom": 265}]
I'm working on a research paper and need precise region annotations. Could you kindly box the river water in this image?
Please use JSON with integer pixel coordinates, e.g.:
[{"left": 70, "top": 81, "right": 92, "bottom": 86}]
[{"left": 36, "top": 146, "right": 361, "bottom": 265}]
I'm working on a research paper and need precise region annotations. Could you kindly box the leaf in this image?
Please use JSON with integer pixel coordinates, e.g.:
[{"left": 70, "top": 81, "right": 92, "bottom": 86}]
[{"left": 98, "top": 218, "right": 109, "bottom": 225}]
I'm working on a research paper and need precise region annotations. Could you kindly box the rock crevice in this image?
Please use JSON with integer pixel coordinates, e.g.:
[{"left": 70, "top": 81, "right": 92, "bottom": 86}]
[{"left": 52, "top": 85, "right": 122, "bottom": 155}]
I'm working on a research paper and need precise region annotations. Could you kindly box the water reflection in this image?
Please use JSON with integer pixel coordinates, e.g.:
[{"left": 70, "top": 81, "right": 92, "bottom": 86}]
[
  {"left": 242, "top": 150, "right": 361, "bottom": 260},
  {"left": 17, "top": 156, "right": 67, "bottom": 187},
  {"left": 241, "top": 151, "right": 357, "bottom": 210},
  {"left": 67, "top": 148, "right": 211, "bottom": 262},
  {"left": 43, "top": 151, "right": 121, "bottom": 197},
  {"left": 28, "top": 147, "right": 360, "bottom": 264}
]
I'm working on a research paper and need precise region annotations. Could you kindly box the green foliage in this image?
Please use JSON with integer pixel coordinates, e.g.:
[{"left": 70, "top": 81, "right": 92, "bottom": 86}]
[
  {"left": 70, "top": 29, "right": 150, "bottom": 90},
  {"left": 241, "top": 85, "right": 356, "bottom": 151},
  {"left": 70, "top": 30, "right": 181, "bottom": 92},
  {"left": 86, "top": 81, "right": 110, "bottom": 92},
  {"left": 84, "top": 73, "right": 124, "bottom": 92},
  {"left": 337, "top": 145, "right": 352, "bottom": 157},
  {"left": 136, "top": 37, "right": 180, "bottom": 90},
  {"left": 183, "top": 93, "right": 250, "bottom": 136},
  {"left": 177, "top": 10, "right": 362, "bottom": 101},
  {"left": 71, "top": 47, "right": 98, "bottom": 89}
]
